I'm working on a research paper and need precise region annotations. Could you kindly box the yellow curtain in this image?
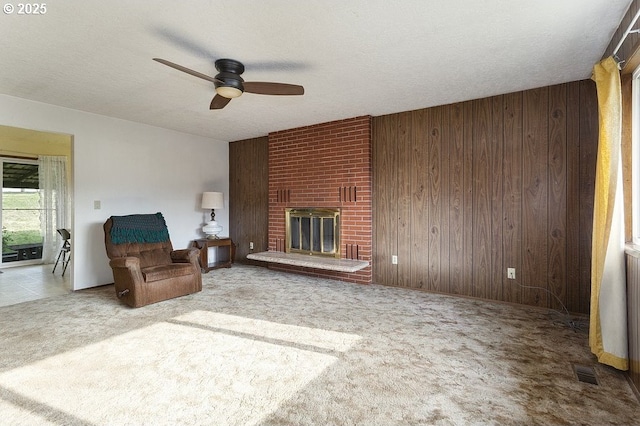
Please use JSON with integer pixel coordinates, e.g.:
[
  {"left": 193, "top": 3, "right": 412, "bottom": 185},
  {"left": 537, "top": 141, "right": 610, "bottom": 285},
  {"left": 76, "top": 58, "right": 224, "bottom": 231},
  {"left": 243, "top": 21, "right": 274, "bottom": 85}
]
[{"left": 590, "top": 56, "right": 628, "bottom": 371}]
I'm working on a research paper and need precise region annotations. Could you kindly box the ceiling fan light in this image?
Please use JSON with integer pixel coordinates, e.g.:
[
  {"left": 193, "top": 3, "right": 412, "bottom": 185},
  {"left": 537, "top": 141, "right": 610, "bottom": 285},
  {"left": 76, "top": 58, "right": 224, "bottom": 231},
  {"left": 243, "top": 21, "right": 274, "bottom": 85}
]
[{"left": 216, "top": 86, "right": 243, "bottom": 99}]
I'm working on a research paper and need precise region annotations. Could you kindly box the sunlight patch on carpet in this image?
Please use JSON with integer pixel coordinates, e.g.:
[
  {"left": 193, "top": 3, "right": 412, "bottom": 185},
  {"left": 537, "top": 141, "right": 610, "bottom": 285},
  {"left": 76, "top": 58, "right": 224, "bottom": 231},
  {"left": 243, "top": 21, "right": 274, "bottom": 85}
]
[
  {"left": 174, "top": 310, "right": 362, "bottom": 352},
  {"left": 0, "top": 311, "right": 360, "bottom": 425}
]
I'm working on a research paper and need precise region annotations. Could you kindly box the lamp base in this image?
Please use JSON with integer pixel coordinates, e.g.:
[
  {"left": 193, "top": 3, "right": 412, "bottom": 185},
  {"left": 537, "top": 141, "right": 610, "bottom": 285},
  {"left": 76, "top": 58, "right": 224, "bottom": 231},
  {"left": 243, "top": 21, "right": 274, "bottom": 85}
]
[{"left": 202, "top": 221, "right": 223, "bottom": 240}]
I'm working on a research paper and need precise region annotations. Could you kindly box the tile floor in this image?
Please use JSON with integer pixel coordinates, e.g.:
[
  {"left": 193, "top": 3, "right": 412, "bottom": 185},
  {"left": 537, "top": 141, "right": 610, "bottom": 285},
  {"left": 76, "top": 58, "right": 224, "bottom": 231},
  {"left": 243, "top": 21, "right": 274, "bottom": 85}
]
[{"left": 0, "top": 263, "right": 70, "bottom": 307}]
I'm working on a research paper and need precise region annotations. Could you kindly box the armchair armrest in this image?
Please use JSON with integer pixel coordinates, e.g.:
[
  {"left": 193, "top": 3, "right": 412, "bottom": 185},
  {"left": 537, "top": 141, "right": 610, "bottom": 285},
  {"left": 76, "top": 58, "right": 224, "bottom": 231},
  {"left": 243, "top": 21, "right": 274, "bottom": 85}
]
[
  {"left": 109, "top": 256, "right": 141, "bottom": 269},
  {"left": 108, "top": 256, "right": 146, "bottom": 304}
]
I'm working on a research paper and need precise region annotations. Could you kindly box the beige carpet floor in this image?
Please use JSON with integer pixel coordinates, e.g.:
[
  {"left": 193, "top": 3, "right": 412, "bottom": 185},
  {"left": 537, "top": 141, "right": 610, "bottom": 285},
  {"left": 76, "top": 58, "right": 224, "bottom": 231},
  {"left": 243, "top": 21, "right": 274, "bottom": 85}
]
[{"left": 0, "top": 265, "right": 638, "bottom": 425}]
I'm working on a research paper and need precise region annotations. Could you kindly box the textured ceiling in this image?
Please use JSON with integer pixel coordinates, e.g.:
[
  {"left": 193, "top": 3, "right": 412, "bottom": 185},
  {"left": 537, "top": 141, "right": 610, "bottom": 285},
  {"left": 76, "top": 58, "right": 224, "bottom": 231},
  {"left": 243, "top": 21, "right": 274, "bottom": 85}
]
[{"left": 0, "top": 0, "right": 632, "bottom": 142}]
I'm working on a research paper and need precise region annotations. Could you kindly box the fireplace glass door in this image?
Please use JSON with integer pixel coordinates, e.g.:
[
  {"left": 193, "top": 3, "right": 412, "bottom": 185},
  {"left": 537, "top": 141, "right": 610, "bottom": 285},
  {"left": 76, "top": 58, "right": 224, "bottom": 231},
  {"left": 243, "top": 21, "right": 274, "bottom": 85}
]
[{"left": 286, "top": 208, "right": 340, "bottom": 258}]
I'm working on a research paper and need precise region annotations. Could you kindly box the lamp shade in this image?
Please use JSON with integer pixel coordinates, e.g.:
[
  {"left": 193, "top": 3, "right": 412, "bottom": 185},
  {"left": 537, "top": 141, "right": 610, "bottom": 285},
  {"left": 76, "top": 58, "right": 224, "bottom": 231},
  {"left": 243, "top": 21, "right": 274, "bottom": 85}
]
[{"left": 201, "top": 192, "right": 224, "bottom": 210}]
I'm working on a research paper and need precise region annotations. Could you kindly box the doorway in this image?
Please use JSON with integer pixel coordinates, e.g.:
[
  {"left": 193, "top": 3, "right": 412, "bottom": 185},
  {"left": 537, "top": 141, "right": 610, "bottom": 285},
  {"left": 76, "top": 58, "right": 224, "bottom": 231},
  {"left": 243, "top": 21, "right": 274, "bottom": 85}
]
[{"left": 0, "top": 125, "right": 73, "bottom": 305}]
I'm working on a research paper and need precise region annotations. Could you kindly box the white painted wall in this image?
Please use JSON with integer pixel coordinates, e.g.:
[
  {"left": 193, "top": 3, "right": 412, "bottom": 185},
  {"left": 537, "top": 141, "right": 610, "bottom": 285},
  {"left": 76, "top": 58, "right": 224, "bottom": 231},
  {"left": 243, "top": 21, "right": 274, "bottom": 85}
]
[{"left": 0, "top": 94, "right": 229, "bottom": 290}]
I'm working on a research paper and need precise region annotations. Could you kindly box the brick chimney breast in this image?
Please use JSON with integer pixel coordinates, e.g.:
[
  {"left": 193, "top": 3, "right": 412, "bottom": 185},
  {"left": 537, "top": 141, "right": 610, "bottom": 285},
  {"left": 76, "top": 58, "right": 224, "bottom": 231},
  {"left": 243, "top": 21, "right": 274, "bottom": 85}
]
[{"left": 268, "top": 116, "right": 372, "bottom": 284}]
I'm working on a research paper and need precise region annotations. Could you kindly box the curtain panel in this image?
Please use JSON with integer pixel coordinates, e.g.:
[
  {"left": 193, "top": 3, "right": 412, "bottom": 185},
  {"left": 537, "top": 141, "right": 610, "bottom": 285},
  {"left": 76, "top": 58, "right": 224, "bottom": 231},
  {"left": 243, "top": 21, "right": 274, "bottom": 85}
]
[
  {"left": 38, "top": 156, "right": 69, "bottom": 264},
  {"left": 590, "top": 56, "right": 628, "bottom": 370}
]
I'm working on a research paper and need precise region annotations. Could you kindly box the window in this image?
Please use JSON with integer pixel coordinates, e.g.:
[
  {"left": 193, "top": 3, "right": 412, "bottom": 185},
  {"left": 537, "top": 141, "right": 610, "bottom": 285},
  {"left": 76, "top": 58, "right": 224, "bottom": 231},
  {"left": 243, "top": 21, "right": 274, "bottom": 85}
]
[{"left": 1, "top": 159, "right": 43, "bottom": 264}]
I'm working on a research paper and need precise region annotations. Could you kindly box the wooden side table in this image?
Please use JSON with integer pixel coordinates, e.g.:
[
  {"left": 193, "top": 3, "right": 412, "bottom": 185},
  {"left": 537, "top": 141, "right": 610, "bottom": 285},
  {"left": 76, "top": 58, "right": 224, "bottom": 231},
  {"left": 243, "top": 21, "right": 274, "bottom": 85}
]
[{"left": 192, "top": 238, "right": 235, "bottom": 272}]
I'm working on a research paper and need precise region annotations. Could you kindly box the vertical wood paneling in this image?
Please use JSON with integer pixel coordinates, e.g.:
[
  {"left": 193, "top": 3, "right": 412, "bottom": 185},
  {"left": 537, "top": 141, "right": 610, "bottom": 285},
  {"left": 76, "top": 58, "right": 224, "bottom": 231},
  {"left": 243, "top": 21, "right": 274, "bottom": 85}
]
[
  {"left": 462, "top": 101, "right": 475, "bottom": 297},
  {"left": 472, "top": 97, "right": 492, "bottom": 299},
  {"left": 411, "top": 110, "right": 429, "bottom": 289},
  {"left": 579, "top": 80, "right": 598, "bottom": 313},
  {"left": 428, "top": 107, "right": 443, "bottom": 291},
  {"left": 522, "top": 87, "right": 549, "bottom": 307},
  {"left": 229, "top": 142, "right": 243, "bottom": 254},
  {"left": 397, "top": 112, "right": 413, "bottom": 287},
  {"left": 372, "top": 80, "right": 598, "bottom": 314},
  {"left": 566, "top": 82, "right": 581, "bottom": 312},
  {"left": 229, "top": 137, "right": 269, "bottom": 262},
  {"left": 439, "top": 106, "right": 450, "bottom": 294},
  {"left": 491, "top": 96, "right": 504, "bottom": 301},
  {"left": 548, "top": 84, "right": 568, "bottom": 311},
  {"left": 449, "top": 102, "right": 466, "bottom": 295},
  {"left": 372, "top": 115, "right": 398, "bottom": 286},
  {"left": 502, "top": 92, "right": 523, "bottom": 304}
]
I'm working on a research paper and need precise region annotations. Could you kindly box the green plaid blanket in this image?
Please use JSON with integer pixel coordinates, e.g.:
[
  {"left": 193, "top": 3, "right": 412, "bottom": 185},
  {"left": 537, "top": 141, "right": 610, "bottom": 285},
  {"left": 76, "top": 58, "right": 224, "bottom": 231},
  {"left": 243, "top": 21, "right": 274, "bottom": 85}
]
[{"left": 110, "top": 212, "right": 170, "bottom": 244}]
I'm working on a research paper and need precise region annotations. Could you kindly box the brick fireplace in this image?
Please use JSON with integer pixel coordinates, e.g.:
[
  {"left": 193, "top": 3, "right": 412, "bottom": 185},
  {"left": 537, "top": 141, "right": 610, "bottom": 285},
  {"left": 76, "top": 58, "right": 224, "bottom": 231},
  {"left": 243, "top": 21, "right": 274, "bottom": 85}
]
[{"left": 268, "top": 116, "right": 372, "bottom": 284}]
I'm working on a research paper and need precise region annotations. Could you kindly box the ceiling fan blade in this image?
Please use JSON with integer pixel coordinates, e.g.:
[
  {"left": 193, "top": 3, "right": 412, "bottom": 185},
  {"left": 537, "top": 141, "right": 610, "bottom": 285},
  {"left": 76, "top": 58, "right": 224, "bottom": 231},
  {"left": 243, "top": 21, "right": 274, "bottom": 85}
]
[
  {"left": 153, "top": 58, "right": 221, "bottom": 84},
  {"left": 243, "top": 82, "right": 304, "bottom": 96},
  {"left": 210, "top": 94, "right": 231, "bottom": 110}
]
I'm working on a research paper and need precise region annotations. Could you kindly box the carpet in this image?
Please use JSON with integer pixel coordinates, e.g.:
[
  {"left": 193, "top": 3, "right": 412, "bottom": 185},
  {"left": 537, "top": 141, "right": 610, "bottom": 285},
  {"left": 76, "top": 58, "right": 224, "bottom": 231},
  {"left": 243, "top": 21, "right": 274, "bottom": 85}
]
[{"left": 0, "top": 265, "right": 638, "bottom": 425}]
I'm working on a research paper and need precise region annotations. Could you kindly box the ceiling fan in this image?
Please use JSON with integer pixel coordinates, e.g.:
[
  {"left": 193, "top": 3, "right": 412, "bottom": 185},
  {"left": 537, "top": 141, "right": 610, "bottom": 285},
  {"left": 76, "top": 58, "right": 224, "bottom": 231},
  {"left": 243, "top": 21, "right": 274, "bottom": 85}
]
[{"left": 153, "top": 57, "right": 304, "bottom": 110}]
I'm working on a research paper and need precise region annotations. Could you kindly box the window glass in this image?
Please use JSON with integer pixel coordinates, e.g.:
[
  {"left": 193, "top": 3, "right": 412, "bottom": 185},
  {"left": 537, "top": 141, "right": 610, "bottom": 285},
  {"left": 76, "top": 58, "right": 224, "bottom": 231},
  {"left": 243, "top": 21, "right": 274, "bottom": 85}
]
[{"left": 1, "top": 160, "right": 43, "bottom": 264}]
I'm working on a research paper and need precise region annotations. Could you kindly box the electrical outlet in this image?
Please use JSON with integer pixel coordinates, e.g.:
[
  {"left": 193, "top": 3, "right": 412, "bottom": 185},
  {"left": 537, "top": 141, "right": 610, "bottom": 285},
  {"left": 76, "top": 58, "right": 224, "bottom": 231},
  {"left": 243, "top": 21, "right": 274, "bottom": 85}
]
[
  {"left": 507, "top": 268, "right": 516, "bottom": 279},
  {"left": 94, "top": 200, "right": 101, "bottom": 210},
  {"left": 392, "top": 255, "right": 398, "bottom": 265},
  {"left": 249, "top": 241, "right": 254, "bottom": 250}
]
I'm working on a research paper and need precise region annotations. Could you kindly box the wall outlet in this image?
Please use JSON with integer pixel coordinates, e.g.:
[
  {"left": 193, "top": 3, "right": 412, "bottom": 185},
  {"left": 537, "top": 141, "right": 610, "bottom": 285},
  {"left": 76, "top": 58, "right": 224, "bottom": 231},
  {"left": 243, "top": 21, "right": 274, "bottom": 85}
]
[
  {"left": 249, "top": 241, "right": 254, "bottom": 250},
  {"left": 507, "top": 268, "right": 516, "bottom": 279},
  {"left": 392, "top": 255, "right": 398, "bottom": 265},
  {"left": 93, "top": 200, "right": 101, "bottom": 210}
]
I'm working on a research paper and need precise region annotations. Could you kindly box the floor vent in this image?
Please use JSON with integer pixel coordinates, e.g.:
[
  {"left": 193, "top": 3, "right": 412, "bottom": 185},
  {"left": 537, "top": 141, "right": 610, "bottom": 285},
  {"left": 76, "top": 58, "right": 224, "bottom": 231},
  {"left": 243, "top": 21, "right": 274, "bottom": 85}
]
[{"left": 573, "top": 364, "right": 599, "bottom": 385}]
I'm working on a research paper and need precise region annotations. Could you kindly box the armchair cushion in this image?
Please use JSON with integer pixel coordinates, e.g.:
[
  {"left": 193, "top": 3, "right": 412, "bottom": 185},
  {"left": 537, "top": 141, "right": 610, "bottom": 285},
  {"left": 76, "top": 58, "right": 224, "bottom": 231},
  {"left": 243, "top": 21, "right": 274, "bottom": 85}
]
[
  {"left": 142, "top": 264, "right": 194, "bottom": 283},
  {"left": 139, "top": 248, "right": 172, "bottom": 268}
]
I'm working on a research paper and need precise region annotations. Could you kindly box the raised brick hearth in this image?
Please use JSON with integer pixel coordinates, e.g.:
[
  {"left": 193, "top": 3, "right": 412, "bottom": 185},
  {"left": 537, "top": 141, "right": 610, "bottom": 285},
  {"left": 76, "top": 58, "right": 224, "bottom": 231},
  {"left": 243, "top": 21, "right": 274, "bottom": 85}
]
[{"left": 268, "top": 116, "right": 372, "bottom": 284}]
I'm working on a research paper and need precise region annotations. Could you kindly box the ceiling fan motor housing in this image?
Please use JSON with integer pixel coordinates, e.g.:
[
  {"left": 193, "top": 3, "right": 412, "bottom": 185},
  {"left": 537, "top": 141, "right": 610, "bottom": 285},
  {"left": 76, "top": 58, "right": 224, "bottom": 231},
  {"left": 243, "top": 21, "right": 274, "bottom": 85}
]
[{"left": 214, "top": 59, "right": 245, "bottom": 96}]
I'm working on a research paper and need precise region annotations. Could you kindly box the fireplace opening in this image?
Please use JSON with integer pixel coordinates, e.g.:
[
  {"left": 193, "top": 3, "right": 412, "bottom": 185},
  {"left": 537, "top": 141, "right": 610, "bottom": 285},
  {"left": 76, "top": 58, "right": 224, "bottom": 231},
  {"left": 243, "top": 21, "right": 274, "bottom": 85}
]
[{"left": 286, "top": 208, "right": 340, "bottom": 258}]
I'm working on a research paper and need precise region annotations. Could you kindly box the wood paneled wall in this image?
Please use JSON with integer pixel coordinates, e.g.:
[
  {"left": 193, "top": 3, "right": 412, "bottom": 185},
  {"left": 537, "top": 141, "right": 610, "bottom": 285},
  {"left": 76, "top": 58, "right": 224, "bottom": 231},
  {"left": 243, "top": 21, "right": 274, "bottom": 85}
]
[
  {"left": 229, "top": 137, "right": 269, "bottom": 262},
  {"left": 372, "top": 80, "right": 598, "bottom": 314}
]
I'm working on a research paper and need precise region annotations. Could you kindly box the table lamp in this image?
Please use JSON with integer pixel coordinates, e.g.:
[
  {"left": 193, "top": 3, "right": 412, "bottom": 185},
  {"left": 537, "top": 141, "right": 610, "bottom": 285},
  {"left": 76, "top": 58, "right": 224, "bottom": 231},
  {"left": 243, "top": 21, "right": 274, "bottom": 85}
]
[{"left": 201, "top": 191, "right": 224, "bottom": 239}]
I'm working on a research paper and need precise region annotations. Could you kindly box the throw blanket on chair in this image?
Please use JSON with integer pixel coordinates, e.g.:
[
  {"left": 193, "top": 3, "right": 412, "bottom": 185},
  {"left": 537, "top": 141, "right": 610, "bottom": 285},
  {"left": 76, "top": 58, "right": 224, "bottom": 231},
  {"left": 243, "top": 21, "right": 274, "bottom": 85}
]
[{"left": 110, "top": 212, "right": 170, "bottom": 244}]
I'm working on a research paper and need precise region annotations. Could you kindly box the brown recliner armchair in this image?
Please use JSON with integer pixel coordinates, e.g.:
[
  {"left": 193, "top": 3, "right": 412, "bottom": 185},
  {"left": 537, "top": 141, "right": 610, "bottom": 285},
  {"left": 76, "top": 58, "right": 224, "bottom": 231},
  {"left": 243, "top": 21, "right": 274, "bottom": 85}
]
[{"left": 103, "top": 213, "right": 202, "bottom": 308}]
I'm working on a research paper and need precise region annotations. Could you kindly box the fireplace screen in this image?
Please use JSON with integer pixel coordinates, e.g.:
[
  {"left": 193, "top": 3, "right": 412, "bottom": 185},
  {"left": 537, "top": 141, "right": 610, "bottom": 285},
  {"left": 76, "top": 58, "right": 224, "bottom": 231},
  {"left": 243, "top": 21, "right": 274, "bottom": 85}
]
[{"left": 285, "top": 208, "right": 340, "bottom": 258}]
